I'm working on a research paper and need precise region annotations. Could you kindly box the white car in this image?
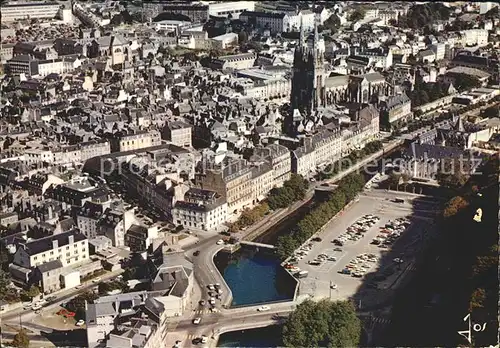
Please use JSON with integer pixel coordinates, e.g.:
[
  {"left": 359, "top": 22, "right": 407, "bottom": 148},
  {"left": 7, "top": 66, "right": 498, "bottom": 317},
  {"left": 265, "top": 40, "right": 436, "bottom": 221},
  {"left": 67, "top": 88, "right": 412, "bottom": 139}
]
[
  {"left": 92, "top": 277, "right": 101, "bottom": 283},
  {"left": 330, "top": 284, "right": 338, "bottom": 289},
  {"left": 193, "top": 317, "right": 201, "bottom": 325},
  {"left": 216, "top": 239, "right": 224, "bottom": 245},
  {"left": 31, "top": 304, "right": 42, "bottom": 311},
  {"left": 257, "top": 305, "right": 270, "bottom": 312},
  {"left": 75, "top": 319, "right": 85, "bottom": 326}
]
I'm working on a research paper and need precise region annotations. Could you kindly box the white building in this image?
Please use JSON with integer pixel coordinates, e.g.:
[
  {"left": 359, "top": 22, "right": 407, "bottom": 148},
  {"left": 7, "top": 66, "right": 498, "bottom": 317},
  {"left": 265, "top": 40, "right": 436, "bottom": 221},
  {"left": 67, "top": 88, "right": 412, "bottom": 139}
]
[
  {"left": 12, "top": 231, "right": 89, "bottom": 269},
  {"left": 1, "top": 2, "right": 61, "bottom": 22},
  {"left": 239, "top": 11, "right": 289, "bottom": 34},
  {"left": 117, "top": 130, "right": 162, "bottom": 152},
  {"left": 430, "top": 43, "right": 446, "bottom": 61},
  {"left": 211, "top": 32, "right": 238, "bottom": 50},
  {"left": 154, "top": 20, "right": 191, "bottom": 33},
  {"left": 208, "top": 1, "right": 255, "bottom": 18},
  {"left": 172, "top": 189, "right": 227, "bottom": 231},
  {"left": 460, "top": 29, "right": 489, "bottom": 47}
]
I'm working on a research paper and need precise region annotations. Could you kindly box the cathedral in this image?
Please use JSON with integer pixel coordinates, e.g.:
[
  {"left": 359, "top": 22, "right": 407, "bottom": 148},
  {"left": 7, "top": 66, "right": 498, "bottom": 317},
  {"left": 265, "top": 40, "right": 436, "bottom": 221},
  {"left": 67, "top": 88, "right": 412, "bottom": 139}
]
[
  {"left": 285, "top": 15, "right": 326, "bottom": 137},
  {"left": 285, "top": 15, "right": 394, "bottom": 138}
]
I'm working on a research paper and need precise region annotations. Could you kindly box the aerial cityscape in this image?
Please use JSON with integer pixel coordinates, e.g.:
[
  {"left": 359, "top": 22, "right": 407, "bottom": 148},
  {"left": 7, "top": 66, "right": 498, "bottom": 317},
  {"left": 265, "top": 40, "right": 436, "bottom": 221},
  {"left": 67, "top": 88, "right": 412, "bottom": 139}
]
[{"left": 0, "top": 1, "right": 499, "bottom": 347}]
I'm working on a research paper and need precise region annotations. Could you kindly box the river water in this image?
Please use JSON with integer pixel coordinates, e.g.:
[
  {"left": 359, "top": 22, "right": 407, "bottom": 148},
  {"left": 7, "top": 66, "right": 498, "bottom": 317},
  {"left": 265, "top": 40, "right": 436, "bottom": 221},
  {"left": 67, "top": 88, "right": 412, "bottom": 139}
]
[
  {"left": 215, "top": 146, "right": 404, "bottom": 344},
  {"left": 217, "top": 325, "right": 283, "bottom": 347}
]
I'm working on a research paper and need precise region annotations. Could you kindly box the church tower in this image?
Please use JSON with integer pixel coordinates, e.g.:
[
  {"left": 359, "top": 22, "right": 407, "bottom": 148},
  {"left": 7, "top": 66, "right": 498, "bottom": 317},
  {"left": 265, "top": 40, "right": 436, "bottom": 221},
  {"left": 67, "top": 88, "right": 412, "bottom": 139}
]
[
  {"left": 286, "top": 14, "right": 326, "bottom": 137},
  {"left": 311, "top": 14, "right": 326, "bottom": 110}
]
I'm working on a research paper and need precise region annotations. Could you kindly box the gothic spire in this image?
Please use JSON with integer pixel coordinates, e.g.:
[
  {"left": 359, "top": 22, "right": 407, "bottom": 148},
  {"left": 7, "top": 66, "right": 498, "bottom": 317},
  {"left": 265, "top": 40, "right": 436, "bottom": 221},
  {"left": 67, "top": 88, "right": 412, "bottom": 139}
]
[
  {"left": 299, "top": 15, "right": 305, "bottom": 48},
  {"left": 313, "top": 13, "right": 320, "bottom": 54}
]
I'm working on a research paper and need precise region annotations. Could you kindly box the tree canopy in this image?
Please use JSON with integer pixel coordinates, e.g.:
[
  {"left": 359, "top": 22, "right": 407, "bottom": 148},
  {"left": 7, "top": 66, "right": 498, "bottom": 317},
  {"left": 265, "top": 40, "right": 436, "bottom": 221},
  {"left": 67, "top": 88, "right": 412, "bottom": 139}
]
[
  {"left": 452, "top": 73, "right": 481, "bottom": 92},
  {"left": 348, "top": 10, "right": 365, "bottom": 22},
  {"left": 12, "top": 329, "right": 30, "bottom": 348},
  {"left": 66, "top": 291, "right": 99, "bottom": 320},
  {"left": 323, "top": 14, "right": 341, "bottom": 31},
  {"left": 276, "top": 173, "right": 365, "bottom": 260},
  {"left": 398, "top": 3, "right": 451, "bottom": 29},
  {"left": 283, "top": 299, "right": 361, "bottom": 347},
  {"left": 267, "top": 174, "right": 308, "bottom": 210}
]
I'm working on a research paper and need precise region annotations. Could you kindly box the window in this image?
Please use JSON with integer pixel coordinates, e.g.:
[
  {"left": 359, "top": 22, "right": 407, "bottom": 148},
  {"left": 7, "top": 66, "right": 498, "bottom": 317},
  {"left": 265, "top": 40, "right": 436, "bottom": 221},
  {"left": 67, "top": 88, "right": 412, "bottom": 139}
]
[{"left": 66, "top": 246, "right": 69, "bottom": 250}]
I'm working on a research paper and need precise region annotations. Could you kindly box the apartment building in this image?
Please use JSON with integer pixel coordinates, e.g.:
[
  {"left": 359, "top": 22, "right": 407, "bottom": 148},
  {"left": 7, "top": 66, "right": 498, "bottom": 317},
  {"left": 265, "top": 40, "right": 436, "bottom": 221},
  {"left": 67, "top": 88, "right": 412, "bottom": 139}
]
[
  {"left": 1, "top": 2, "right": 61, "bottom": 22},
  {"left": 12, "top": 231, "right": 89, "bottom": 270},
  {"left": 250, "top": 162, "right": 274, "bottom": 203},
  {"left": 172, "top": 188, "right": 228, "bottom": 231},
  {"left": 210, "top": 53, "right": 257, "bottom": 71},
  {"left": 162, "top": 3, "right": 209, "bottom": 23},
  {"left": 125, "top": 224, "right": 159, "bottom": 252},
  {"left": 114, "top": 130, "right": 162, "bottom": 153},
  {"left": 379, "top": 93, "right": 412, "bottom": 126},
  {"left": 76, "top": 200, "right": 113, "bottom": 239},
  {"left": 208, "top": 1, "right": 255, "bottom": 18},
  {"left": 97, "top": 208, "right": 135, "bottom": 248},
  {"left": 198, "top": 159, "right": 253, "bottom": 216},
  {"left": 239, "top": 11, "right": 290, "bottom": 34},
  {"left": 163, "top": 121, "right": 192, "bottom": 148},
  {"left": 253, "top": 143, "right": 291, "bottom": 188}
]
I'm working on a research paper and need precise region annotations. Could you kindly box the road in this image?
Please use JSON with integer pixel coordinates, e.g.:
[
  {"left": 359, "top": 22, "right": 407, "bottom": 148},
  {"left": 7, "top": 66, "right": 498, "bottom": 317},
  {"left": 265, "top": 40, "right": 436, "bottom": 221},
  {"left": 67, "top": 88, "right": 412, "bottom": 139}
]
[
  {"left": 1, "top": 269, "right": 123, "bottom": 323},
  {"left": 171, "top": 140, "right": 405, "bottom": 346}
]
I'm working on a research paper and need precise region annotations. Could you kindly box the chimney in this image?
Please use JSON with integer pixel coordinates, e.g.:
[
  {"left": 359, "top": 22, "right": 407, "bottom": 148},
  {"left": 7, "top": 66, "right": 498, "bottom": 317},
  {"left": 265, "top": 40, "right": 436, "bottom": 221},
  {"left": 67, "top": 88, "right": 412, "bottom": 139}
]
[
  {"left": 68, "top": 235, "right": 74, "bottom": 245},
  {"left": 52, "top": 239, "right": 58, "bottom": 249}
]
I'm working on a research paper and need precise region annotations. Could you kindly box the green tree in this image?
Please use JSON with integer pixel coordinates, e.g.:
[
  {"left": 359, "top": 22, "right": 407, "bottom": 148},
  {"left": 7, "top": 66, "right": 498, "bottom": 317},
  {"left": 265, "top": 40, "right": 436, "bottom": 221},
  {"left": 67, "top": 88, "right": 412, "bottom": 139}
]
[
  {"left": 66, "top": 291, "right": 99, "bottom": 320},
  {"left": 436, "top": 158, "right": 470, "bottom": 189},
  {"left": 453, "top": 74, "right": 481, "bottom": 92},
  {"left": 443, "top": 196, "right": 469, "bottom": 218},
  {"left": 22, "top": 285, "right": 40, "bottom": 300},
  {"left": 12, "top": 328, "right": 30, "bottom": 348},
  {"left": 283, "top": 299, "right": 361, "bottom": 347},
  {"left": 481, "top": 105, "right": 499, "bottom": 118},
  {"left": 469, "top": 288, "right": 486, "bottom": 311},
  {"left": 348, "top": 10, "right": 365, "bottom": 22}
]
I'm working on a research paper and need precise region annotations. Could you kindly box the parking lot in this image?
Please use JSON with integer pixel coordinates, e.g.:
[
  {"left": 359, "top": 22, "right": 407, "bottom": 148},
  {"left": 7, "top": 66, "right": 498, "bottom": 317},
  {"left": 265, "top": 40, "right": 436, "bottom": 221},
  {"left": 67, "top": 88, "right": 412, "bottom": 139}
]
[{"left": 287, "top": 189, "right": 440, "bottom": 302}]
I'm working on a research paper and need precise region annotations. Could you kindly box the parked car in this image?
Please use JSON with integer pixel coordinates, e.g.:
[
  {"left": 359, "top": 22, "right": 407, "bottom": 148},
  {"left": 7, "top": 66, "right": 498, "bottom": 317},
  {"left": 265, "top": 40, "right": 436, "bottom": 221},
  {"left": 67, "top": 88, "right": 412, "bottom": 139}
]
[
  {"left": 193, "top": 250, "right": 200, "bottom": 256},
  {"left": 312, "top": 237, "right": 322, "bottom": 242},
  {"left": 216, "top": 239, "right": 224, "bottom": 245},
  {"left": 193, "top": 317, "right": 201, "bottom": 325},
  {"left": 92, "top": 277, "right": 101, "bottom": 283},
  {"left": 257, "top": 305, "right": 271, "bottom": 312},
  {"left": 75, "top": 319, "right": 85, "bottom": 326}
]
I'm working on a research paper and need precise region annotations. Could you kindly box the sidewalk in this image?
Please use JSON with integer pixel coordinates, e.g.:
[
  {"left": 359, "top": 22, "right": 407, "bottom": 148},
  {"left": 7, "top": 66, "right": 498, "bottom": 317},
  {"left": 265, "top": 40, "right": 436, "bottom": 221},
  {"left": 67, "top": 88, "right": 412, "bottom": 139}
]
[{"left": 1, "top": 268, "right": 123, "bottom": 320}]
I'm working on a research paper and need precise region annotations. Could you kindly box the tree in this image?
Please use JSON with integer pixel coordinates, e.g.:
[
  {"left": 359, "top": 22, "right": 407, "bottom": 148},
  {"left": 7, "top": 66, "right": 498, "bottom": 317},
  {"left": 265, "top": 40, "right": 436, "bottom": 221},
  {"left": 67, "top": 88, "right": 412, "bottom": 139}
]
[
  {"left": 66, "top": 291, "right": 99, "bottom": 320},
  {"left": 469, "top": 288, "right": 486, "bottom": 311},
  {"left": 453, "top": 74, "right": 481, "bottom": 92},
  {"left": 481, "top": 105, "right": 499, "bottom": 118},
  {"left": 22, "top": 285, "right": 40, "bottom": 300},
  {"left": 238, "top": 31, "right": 248, "bottom": 44},
  {"left": 436, "top": 157, "right": 471, "bottom": 189},
  {"left": 443, "top": 196, "right": 469, "bottom": 218},
  {"left": 12, "top": 329, "right": 30, "bottom": 348},
  {"left": 283, "top": 299, "right": 361, "bottom": 347},
  {"left": 348, "top": 10, "right": 365, "bottom": 22},
  {"left": 323, "top": 14, "right": 340, "bottom": 31}
]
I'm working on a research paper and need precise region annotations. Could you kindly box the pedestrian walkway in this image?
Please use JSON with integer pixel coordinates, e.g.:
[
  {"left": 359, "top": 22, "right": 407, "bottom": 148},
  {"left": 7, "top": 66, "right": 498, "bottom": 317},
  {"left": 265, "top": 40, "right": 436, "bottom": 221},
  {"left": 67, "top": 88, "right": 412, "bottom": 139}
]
[{"left": 372, "top": 317, "right": 391, "bottom": 325}]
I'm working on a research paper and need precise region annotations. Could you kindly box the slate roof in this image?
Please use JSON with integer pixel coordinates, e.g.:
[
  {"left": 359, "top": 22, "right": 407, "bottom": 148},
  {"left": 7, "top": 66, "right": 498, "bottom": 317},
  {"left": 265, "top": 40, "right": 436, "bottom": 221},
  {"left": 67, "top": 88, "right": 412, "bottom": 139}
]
[
  {"left": 37, "top": 259, "right": 63, "bottom": 273},
  {"left": 22, "top": 230, "right": 86, "bottom": 256}
]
